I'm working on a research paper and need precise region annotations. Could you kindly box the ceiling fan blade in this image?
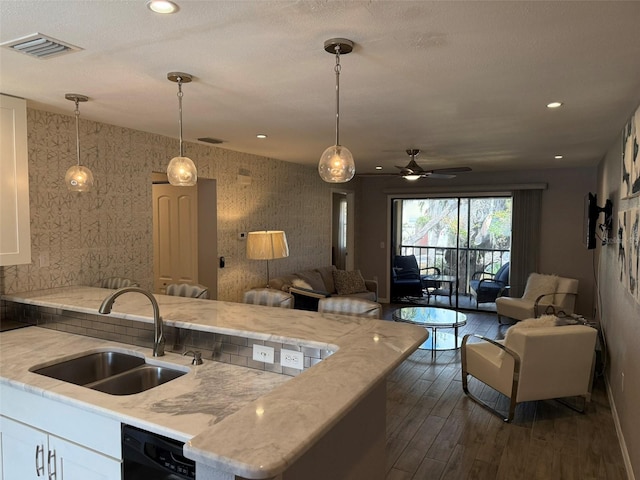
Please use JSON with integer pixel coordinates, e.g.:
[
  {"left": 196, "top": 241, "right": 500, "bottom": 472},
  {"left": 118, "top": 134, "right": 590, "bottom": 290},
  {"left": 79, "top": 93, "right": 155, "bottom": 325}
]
[
  {"left": 422, "top": 172, "right": 457, "bottom": 179},
  {"left": 430, "top": 166, "right": 472, "bottom": 174}
]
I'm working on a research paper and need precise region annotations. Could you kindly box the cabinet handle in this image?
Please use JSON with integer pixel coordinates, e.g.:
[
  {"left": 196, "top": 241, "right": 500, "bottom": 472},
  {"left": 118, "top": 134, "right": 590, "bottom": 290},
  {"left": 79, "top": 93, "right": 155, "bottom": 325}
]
[
  {"left": 35, "top": 444, "right": 45, "bottom": 476},
  {"left": 47, "top": 449, "right": 57, "bottom": 480}
]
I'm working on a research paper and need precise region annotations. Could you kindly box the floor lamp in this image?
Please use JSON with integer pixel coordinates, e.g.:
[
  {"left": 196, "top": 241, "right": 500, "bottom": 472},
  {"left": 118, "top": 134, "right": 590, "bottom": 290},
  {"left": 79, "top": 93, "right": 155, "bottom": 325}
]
[{"left": 246, "top": 231, "right": 289, "bottom": 287}]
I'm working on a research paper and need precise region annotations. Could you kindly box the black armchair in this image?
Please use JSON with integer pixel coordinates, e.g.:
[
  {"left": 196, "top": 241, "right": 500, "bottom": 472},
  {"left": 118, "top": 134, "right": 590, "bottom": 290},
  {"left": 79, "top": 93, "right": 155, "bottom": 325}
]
[
  {"left": 469, "top": 262, "right": 510, "bottom": 308},
  {"left": 391, "top": 255, "right": 424, "bottom": 300}
]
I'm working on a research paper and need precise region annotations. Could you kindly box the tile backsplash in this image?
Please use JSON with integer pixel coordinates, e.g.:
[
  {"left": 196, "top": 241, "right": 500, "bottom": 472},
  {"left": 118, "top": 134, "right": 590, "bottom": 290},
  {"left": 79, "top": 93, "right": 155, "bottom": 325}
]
[
  {"left": 6, "top": 301, "right": 332, "bottom": 377},
  {"left": 0, "top": 108, "right": 332, "bottom": 302}
]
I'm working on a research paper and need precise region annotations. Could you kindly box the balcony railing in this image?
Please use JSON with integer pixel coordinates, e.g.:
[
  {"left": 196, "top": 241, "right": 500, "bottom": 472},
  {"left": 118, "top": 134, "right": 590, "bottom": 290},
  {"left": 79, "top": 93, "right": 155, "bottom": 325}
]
[{"left": 400, "top": 245, "right": 510, "bottom": 295}]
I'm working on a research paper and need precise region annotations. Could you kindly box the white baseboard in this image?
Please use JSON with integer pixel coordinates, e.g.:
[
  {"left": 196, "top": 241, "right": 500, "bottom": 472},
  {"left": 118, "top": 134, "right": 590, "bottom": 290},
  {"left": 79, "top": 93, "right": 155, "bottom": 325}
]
[{"left": 604, "top": 374, "right": 635, "bottom": 480}]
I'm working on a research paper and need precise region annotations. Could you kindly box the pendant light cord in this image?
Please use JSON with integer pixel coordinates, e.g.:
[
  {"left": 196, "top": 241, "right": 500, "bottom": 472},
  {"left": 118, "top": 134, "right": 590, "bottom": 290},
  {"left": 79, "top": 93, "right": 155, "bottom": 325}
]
[
  {"left": 334, "top": 45, "right": 341, "bottom": 147},
  {"left": 176, "top": 77, "right": 185, "bottom": 157},
  {"left": 74, "top": 98, "right": 81, "bottom": 167}
]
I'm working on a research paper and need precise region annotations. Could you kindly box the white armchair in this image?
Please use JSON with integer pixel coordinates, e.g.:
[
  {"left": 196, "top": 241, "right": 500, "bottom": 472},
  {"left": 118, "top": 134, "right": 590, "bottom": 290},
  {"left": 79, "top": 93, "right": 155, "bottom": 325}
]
[
  {"left": 461, "top": 322, "right": 597, "bottom": 422},
  {"left": 495, "top": 273, "right": 578, "bottom": 323}
]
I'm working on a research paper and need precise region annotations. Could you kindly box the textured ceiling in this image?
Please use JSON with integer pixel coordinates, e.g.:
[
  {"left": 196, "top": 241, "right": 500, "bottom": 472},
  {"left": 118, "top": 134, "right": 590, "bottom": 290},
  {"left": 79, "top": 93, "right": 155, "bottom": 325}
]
[{"left": 1, "top": 0, "right": 640, "bottom": 176}]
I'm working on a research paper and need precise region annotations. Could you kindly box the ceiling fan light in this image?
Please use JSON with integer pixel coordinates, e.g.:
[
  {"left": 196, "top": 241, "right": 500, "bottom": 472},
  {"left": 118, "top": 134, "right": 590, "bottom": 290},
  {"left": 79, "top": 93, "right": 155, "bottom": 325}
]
[
  {"left": 403, "top": 174, "right": 421, "bottom": 181},
  {"left": 167, "top": 156, "right": 197, "bottom": 186},
  {"left": 319, "top": 145, "right": 355, "bottom": 183}
]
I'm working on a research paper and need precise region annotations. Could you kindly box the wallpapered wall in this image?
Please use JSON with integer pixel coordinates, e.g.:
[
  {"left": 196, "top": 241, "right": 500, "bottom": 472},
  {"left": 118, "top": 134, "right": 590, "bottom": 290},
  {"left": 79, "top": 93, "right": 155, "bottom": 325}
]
[{"left": 0, "top": 108, "right": 332, "bottom": 302}]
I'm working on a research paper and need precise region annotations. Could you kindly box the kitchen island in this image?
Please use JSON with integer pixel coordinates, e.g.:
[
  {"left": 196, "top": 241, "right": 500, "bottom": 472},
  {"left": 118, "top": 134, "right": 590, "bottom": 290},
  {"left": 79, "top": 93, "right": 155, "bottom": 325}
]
[{"left": 0, "top": 287, "right": 427, "bottom": 479}]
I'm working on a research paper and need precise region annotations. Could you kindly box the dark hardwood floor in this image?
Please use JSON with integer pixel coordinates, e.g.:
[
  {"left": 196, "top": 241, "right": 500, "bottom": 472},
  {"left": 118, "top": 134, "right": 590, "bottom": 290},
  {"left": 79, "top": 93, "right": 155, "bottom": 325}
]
[{"left": 382, "top": 303, "right": 628, "bottom": 480}]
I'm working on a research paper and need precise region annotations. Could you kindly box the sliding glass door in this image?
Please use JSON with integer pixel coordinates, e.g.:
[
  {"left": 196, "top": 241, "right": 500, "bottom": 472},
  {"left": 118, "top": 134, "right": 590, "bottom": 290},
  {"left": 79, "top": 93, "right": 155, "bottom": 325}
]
[{"left": 392, "top": 196, "right": 512, "bottom": 303}]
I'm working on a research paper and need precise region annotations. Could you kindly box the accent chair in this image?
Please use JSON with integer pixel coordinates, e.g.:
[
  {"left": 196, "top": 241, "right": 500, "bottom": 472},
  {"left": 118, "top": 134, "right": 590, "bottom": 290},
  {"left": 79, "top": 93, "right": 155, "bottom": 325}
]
[
  {"left": 318, "top": 297, "right": 382, "bottom": 318},
  {"left": 461, "top": 323, "right": 597, "bottom": 422},
  {"left": 243, "top": 288, "right": 294, "bottom": 308},
  {"left": 166, "top": 283, "right": 210, "bottom": 299},
  {"left": 495, "top": 273, "right": 578, "bottom": 323}
]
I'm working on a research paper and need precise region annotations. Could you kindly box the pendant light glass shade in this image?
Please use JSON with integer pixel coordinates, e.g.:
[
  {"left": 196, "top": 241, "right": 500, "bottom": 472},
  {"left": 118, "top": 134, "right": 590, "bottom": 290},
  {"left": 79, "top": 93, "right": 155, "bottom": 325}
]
[
  {"left": 65, "top": 165, "right": 94, "bottom": 191},
  {"left": 319, "top": 38, "right": 355, "bottom": 183},
  {"left": 318, "top": 145, "right": 355, "bottom": 183},
  {"left": 64, "top": 94, "right": 94, "bottom": 192},
  {"left": 167, "top": 156, "right": 197, "bottom": 186},
  {"left": 167, "top": 72, "right": 197, "bottom": 186}
]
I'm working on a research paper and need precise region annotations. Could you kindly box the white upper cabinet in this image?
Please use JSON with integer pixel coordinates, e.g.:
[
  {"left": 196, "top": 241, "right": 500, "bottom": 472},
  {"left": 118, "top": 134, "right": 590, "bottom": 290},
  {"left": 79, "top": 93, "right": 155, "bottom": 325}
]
[{"left": 0, "top": 94, "right": 31, "bottom": 266}]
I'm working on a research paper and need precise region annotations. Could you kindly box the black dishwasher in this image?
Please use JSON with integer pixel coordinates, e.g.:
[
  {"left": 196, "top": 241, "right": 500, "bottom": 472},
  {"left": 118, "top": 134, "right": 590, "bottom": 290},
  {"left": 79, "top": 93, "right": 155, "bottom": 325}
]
[{"left": 122, "top": 424, "right": 195, "bottom": 480}]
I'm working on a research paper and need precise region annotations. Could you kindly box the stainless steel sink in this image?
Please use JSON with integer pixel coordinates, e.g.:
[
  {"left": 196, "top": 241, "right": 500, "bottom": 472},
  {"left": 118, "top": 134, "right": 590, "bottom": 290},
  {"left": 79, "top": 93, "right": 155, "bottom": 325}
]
[
  {"left": 30, "top": 351, "right": 187, "bottom": 395},
  {"left": 88, "top": 365, "right": 186, "bottom": 395},
  {"left": 32, "top": 351, "right": 146, "bottom": 385}
]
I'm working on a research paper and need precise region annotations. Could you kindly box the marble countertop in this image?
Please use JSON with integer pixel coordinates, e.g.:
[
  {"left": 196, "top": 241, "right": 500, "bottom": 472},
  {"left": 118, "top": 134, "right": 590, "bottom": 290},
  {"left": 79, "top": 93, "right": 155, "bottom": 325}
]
[{"left": 1, "top": 287, "right": 427, "bottom": 478}]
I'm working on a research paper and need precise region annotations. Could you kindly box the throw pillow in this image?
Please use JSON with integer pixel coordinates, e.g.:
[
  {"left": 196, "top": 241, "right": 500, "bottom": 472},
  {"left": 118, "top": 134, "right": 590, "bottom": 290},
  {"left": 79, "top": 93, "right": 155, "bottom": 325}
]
[
  {"left": 297, "top": 270, "right": 326, "bottom": 291},
  {"left": 501, "top": 315, "right": 558, "bottom": 358},
  {"left": 523, "top": 273, "right": 558, "bottom": 302},
  {"left": 333, "top": 269, "right": 368, "bottom": 295},
  {"left": 316, "top": 266, "right": 337, "bottom": 293},
  {"left": 291, "top": 278, "right": 313, "bottom": 290}
]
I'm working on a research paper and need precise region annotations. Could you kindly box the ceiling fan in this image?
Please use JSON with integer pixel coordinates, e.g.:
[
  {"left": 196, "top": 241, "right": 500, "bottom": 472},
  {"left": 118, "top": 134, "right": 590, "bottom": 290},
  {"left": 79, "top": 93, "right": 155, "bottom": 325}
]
[{"left": 395, "top": 149, "right": 472, "bottom": 180}]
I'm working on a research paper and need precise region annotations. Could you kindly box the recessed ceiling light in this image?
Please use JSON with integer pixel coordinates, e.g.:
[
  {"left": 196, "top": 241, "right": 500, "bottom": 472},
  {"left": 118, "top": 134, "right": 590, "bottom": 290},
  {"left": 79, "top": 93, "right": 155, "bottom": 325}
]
[
  {"left": 146, "top": 0, "right": 179, "bottom": 14},
  {"left": 375, "top": 166, "right": 383, "bottom": 170},
  {"left": 554, "top": 155, "right": 563, "bottom": 159},
  {"left": 546, "top": 101, "right": 563, "bottom": 109},
  {"left": 256, "top": 134, "right": 267, "bottom": 139}
]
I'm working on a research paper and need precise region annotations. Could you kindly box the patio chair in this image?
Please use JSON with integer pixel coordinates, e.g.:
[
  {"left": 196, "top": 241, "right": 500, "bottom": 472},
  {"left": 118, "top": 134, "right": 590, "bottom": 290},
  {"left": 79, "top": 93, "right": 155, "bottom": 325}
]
[
  {"left": 469, "top": 262, "right": 510, "bottom": 308},
  {"left": 391, "top": 255, "right": 424, "bottom": 300}
]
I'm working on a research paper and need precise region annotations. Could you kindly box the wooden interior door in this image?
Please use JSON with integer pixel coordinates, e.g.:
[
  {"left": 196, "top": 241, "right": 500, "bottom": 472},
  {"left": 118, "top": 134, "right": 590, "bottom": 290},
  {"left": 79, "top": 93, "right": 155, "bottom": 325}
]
[{"left": 152, "top": 184, "right": 198, "bottom": 293}]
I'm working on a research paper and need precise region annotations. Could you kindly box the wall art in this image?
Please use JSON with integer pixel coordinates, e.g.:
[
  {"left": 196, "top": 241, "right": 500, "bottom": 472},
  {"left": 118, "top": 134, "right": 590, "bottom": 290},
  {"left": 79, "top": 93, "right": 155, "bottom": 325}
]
[
  {"left": 621, "top": 104, "right": 640, "bottom": 199},
  {"left": 617, "top": 207, "right": 640, "bottom": 304}
]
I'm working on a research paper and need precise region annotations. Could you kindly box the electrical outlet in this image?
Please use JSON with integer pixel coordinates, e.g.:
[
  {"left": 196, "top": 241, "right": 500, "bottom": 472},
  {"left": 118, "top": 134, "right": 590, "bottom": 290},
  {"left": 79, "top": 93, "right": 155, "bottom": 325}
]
[
  {"left": 281, "top": 349, "right": 304, "bottom": 370},
  {"left": 252, "top": 344, "right": 274, "bottom": 364}
]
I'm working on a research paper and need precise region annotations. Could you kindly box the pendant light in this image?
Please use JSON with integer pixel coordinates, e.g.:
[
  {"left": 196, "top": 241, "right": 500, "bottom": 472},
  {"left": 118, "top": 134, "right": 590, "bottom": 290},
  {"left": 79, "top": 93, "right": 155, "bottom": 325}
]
[
  {"left": 318, "top": 38, "right": 355, "bottom": 183},
  {"left": 166, "top": 72, "right": 197, "bottom": 186},
  {"left": 64, "top": 93, "right": 94, "bottom": 192}
]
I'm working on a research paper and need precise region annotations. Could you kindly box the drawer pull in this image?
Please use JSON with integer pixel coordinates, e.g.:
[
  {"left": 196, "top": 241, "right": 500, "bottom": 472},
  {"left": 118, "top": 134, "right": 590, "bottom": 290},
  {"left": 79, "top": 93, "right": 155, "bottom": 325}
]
[
  {"left": 35, "top": 444, "right": 45, "bottom": 476},
  {"left": 47, "top": 449, "right": 57, "bottom": 479}
]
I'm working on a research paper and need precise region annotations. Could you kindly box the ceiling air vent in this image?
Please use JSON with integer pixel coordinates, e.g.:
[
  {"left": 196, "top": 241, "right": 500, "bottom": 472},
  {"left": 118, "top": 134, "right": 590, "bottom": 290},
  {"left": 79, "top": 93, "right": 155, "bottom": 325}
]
[
  {"left": 198, "top": 137, "right": 224, "bottom": 145},
  {"left": 1, "top": 33, "right": 82, "bottom": 59}
]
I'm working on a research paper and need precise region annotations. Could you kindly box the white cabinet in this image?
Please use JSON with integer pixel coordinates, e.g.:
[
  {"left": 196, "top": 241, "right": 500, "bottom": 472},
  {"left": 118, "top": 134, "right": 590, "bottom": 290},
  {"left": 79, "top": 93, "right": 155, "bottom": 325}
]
[
  {"left": 0, "top": 416, "right": 121, "bottom": 480},
  {"left": 0, "top": 94, "right": 31, "bottom": 266},
  {"left": 0, "top": 385, "right": 122, "bottom": 480},
  {"left": 0, "top": 416, "right": 47, "bottom": 480}
]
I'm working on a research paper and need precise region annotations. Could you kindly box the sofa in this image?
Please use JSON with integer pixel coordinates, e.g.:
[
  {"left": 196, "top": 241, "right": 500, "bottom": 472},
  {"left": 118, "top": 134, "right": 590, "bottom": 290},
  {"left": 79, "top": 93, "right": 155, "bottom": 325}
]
[{"left": 268, "top": 265, "right": 378, "bottom": 311}]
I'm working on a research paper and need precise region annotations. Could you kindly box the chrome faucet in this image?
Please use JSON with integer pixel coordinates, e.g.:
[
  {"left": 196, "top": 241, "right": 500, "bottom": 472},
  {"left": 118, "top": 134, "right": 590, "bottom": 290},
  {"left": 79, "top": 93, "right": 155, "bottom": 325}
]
[{"left": 98, "top": 287, "right": 165, "bottom": 357}]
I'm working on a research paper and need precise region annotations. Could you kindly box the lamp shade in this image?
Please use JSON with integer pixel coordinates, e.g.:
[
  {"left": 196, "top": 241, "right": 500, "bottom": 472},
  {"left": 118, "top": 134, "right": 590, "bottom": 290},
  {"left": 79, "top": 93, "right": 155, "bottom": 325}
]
[{"left": 246, "top": 231, "right": 289, "bottom": 260}]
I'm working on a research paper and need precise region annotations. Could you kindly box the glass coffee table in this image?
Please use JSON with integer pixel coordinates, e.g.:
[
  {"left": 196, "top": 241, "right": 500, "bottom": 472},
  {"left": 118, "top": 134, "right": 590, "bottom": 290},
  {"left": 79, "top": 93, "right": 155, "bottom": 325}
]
[{"left": 392, "top": 306, "right": 467, "bottom": 358}]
